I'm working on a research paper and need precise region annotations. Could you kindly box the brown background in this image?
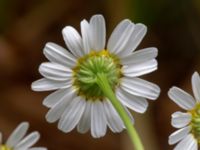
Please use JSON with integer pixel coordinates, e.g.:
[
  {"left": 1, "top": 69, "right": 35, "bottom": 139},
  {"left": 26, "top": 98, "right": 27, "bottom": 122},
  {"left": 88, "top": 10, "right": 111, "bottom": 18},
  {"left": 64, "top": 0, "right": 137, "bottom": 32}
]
[{"left": 0, "top": 0, "right": 200, "bottom": 149}]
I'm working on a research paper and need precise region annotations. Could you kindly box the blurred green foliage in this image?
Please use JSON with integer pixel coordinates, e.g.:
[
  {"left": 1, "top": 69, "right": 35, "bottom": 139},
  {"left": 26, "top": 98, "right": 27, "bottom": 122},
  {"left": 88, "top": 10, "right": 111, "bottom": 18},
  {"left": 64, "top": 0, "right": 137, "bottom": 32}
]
[
  {"left": 127, "top": 0, "right": 194, "bottom": 25},
  {"left": 0, "top": 0, "right": 8, "bottom": 33}
]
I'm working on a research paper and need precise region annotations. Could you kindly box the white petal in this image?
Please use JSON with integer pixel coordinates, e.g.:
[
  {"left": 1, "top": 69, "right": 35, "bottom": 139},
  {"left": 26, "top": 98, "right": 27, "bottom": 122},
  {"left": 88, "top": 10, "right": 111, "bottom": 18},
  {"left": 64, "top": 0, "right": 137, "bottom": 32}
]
[
  {"left": 118, "top": 23, "right": 147, "bottom": 57},
  {"left": 81, "top": 20, "right": 91, "bottom": 54},
  {"left": 108, "top": 20, "right": 134, "bottom": 54},
  {"left": 6, "top": 122, "right": 29, "bottom": 147},
  {"left": 121, "top": 47, "right": 158, "bottom": 65},
  {"left": 45, "top": 88, "right": 75, "bottom": 123},
  {"left": 62, "top": 26, "right": 84, "bottom": 57},
  {"left": 31, "top": 78, "right": 72, "bottom": 91},
  {"left": 46, "top": 99, "right": 70, "bottom": 123},
  {"left": 192, "top": 72, "right": 200, "bottom": 102},
  {"left": 168, "top": 126, "right": 191, "bottom": 145},
  {"left": 171, "top": 111, "right": 191, "bottom": 128},
  {"left": 39, "top": 62, "right": 72, "bottom": 81},
  {"left": 14, "top": 132, "right": 40, "bottom": 149},
  {"left": 89, "top": 15, "right": 106, "bottom": 51},
  {"left": 77, "top": 101, "right": 92, "bottom": 134},
  {"left": 28, "top": 148, "right": 47, "bottom": 150},
  {"left": 174, "top": 134, "right": 197, "bottom": 150},
  {"left": 121, "top": 77, "right": 160, "bottom": 100},
  {"left": 91, "top": 100, "right": 107, "bottom": 138},
  {"left": 103, "top": 99, "right": 124, "bottom": 133},
  {"left": 123, "top": 106, "right": 135, "bottom": 124},
  {"left": 116, "top": 87, "right": 148, "bottom": 113},
  {"left": 43, "top": 88, "right": 69, "bottom": 108},
  {"left": 123, "top": 59, "right": 158, "bottom": 77},
  {"left": 42, "top": 89, "right": 67, "bottom": 108},
  {"left": 58, "top": 97, "right": 86, "bottom": 133},
  {"left": 43, "top": 42, "right": 76, "bottom": 68},
  {"left": 107, "top": 19, "right": 132, "bottom": 53},
  {"left": 168, "top": 87, "right": 196, "bottom": 110}
]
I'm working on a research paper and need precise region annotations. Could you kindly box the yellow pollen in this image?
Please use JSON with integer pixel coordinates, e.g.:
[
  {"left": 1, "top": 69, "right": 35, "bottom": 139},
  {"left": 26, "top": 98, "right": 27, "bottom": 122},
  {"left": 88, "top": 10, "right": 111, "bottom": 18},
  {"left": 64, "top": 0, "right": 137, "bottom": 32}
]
[
  {"left": 99, "top": 50, "right": 110, "bottom": 56},
  {"left": 0, "top": 145, "right": 12, "bottom": 150},
  {"left": 76, "top": 50, "right": 111, "bottom": 65}
]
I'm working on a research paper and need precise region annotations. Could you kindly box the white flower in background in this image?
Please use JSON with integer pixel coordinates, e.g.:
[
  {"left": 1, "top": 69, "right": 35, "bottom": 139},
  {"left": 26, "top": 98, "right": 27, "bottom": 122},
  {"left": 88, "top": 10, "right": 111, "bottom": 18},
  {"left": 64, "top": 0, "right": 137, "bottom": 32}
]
[
  {"left": 0, "top": 122, "right": 46, "bottom": 150},
  {"left": 31, "top": 14, "right": 160, "bottom": 138},
  {"left": 168, "top": 72, "right": 200, "bottom": 150}
]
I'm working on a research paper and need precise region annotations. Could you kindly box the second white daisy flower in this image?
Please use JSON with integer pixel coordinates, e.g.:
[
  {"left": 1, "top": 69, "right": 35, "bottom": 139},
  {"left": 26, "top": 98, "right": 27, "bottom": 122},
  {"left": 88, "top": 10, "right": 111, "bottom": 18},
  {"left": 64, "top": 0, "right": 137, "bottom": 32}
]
[
  {"left": 32, "top": 14, "right": 160, "bottom": 138},
  {"left": 0, "top": 122, "right": 46, "bottom": 150},
  {"left": 168, "top": 71, "right": 200, "bottom": 150}
]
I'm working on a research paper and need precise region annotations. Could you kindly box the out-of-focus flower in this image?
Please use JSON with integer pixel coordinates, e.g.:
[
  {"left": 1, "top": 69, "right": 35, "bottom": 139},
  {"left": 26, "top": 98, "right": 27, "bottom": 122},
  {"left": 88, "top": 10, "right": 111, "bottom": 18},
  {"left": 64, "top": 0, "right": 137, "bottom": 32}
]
[
  {"left": 0, "top": 122, "right": 46, "bottom": 150},
  {"left": 168, "top": 71, "right": 200, "bottom": 150},
  {"left": 32, "top": 14, "right": 160, "bottom": 138}
]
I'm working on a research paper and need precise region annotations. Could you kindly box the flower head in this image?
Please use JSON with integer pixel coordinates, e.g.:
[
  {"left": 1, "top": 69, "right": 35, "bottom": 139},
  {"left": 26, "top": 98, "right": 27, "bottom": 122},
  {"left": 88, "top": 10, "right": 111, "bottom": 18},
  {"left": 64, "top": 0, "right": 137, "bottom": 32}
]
[
  {"left": 32, "top": 14, "right": 160, "bottom": 138},
  {"left": 0, "top": 122, "right": 46, "bottom": 150},
  {"left": 168, "top": 71, "right": 200, "bottom": 150}
]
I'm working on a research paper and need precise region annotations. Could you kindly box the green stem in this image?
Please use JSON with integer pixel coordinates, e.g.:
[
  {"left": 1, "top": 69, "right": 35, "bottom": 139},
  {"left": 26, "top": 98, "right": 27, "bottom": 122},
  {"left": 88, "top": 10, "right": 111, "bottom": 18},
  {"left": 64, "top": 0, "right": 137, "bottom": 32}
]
[{"left": 96, "top": 73, "right": 144, "bottom": 150}]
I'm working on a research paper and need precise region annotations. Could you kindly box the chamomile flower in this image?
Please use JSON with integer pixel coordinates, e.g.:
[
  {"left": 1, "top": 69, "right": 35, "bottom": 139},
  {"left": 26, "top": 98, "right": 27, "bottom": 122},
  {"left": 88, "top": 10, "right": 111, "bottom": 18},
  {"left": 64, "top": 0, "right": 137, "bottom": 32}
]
[
  {"left": 0, "top": 122, "right": 46, "bottom": 150},
  {"left": 168, "top": 72, "right": 200, "bottom": 150},
  {"left": 31, "top": 14, "right": 160, "bottom": 138}
]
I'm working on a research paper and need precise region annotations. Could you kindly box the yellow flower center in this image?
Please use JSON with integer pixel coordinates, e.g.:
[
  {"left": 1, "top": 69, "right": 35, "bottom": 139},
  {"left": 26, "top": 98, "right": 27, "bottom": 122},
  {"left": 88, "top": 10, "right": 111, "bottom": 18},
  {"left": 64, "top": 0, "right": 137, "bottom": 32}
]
[
  {"left": 72, "top": 50, "right": 122, "bottom": 101},
  {"left": 0, "top": 145, "right": 12, "bottom": 150},
  {"left": 189, "top": 103, "right": 200, "bottom": 143}
]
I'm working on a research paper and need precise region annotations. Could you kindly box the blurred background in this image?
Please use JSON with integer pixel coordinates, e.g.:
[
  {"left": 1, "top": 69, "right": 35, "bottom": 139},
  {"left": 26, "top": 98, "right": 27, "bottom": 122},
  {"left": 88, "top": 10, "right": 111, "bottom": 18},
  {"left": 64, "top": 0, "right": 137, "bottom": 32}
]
[{"left": 0, "top": 0, "right": 200, "bottom": 149}]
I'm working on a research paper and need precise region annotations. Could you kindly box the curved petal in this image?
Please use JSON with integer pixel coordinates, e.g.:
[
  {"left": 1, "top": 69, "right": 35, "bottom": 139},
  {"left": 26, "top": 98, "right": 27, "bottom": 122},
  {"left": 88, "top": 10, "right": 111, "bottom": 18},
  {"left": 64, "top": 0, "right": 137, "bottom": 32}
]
[
  {"left": 43, "top": 42, "right": 76, "bottom": 68},
  {"left": 14, "top": 132, "right": 40, "bottom": 149},
  {"left": 45, "top": 88, "right": 75, "bottom": 123},
  {"left": 122, "top": 59, "right": 157, "bottom": 77},
  {"left": 6, "top": 122, "right": 29, "bottom": 147},
  {"left": 168, "top": 87, "right": 196, "bottom": 110},
  {"left": 174, "top": 134, "right": 197, "bottom": 150},
  {"left": 31, "top": 78, "right": 72, "bottom": 91},
  {"left": 91, "top": 100, "right": 107, "bottom": 138},
  {"left": 89, "top": 15, "right": 106, "bottom": 51},
  {"left": 123, "top": 106, "right": 135, "bottom": 124},
  {"left": 77, "top": 101, "right": 92, "bottom": 134},
  {"left": 121, "top": 47, "right": 158, "bottom": 65},
  {"left": 62, "top": 26, "right": 84, "bottom": 57},
  {"left": 121, "top": 77, "right": 160, "bottom": 100},
  {"left": 58, "top": 97, "right": 86, "bottom": 133},
  {"left": 192, "top": 72, "right": 200, "bottom": 102},
  {"left": 39, "top": 62, "right": 72, "bottom": 81},
  {"left": 107, "top": 20, "right": 134, "bottom": 54},
  {"left": 103, "top": 99, "right": 124, "bottom": 133},
  {"left": 118, "top": 23, "right": 147, "bottom": 57},
  {"left": 168, "top": 126, "right": 191, "bottom": 145},
  {"left": 107, "top": 19, "right": 132, "bottom": 53},
  {"left": 171, "top": 111, "right": 191, "bottom": 128},
  {"left": 116, "top": 87, "right": 148, "bottom": 113},
  {"left": 43, "top": 88, "right": 72, "bottom": 108},
  {"left": 81, "top": 20, "right": 91, "bottom": 54}
]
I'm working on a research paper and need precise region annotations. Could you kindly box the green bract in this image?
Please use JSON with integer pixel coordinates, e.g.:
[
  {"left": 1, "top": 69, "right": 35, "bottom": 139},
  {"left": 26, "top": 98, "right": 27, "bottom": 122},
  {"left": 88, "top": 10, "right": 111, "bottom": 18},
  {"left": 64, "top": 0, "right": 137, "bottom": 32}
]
[{"left": 72, "top": 50, "right": 122, "bottom": 100}]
